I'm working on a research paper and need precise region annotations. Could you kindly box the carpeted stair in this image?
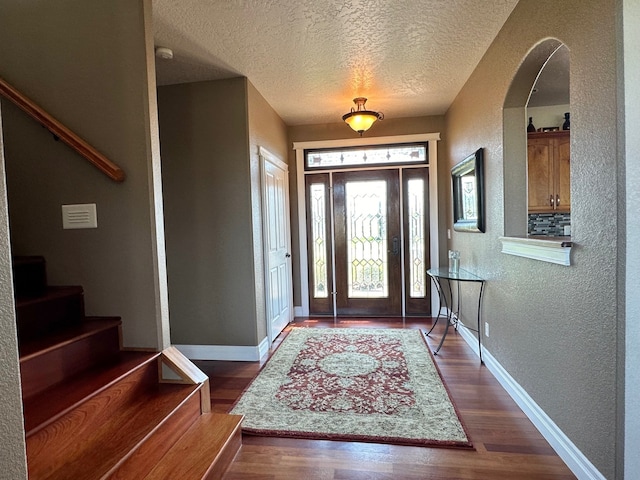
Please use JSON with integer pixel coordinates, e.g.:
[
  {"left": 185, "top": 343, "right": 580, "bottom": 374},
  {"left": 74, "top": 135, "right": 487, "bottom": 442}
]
[{"left": 13, "top": 255, "right": 242, "bottom": 479}]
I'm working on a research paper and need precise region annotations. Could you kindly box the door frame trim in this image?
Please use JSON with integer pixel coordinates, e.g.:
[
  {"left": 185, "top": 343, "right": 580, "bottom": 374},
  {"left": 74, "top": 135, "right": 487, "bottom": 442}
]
[{"left": 294, "top": 133, "right": 441, "bottom": 317}]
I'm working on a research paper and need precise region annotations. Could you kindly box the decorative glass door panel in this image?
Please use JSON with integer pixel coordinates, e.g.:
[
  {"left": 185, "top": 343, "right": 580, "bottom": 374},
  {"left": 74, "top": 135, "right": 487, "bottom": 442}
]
[
  {"left": 310, "top": 183, "right": 329, "bottom": 298},
  {"left": 346, "top": 180, "right": 389, "bottom": 298},
  {"left": 403, "top": 168, "right": 430, "bottom": 315},
  {"left": 407, "top": 179, "right": 425, "bottom": 297},
  {"left": 305, "top": 174, "right": 333, "bottom": 314},
  {"left": 333, "top": 170, "right": 401, "bottom": 315}
]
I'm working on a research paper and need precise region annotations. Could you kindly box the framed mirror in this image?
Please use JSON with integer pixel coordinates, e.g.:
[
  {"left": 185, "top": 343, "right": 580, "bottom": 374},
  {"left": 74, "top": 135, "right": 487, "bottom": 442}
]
[{"left": 452, "top": 148, "right": 485, "bottom": 232}]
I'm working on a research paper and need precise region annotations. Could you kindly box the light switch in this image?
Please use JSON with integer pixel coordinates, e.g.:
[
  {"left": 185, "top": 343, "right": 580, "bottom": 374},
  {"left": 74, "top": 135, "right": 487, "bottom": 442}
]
[{"left": 62, "top": 204, "right": 97, "bottom": 229}]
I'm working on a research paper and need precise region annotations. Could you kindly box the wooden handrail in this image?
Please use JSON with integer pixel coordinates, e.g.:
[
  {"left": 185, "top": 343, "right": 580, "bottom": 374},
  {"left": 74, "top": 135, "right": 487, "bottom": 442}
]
[{"left": 0, "top": 77, "right": 125, "bottom": 182}]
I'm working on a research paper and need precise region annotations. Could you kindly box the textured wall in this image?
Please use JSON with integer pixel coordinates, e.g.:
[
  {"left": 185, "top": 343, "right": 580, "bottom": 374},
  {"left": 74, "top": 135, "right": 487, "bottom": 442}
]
[
  {"left": 159, "top": 78, "right": 261, "bottom": 346},
  {"left": 0, "top": 107, "right": 28, "bottom": 480},
  {"left": 444, "top": 0, "right": 619, "bottom": 477},
  {"left": 0, "top": 0, "right": 164, "bottom": 349}
]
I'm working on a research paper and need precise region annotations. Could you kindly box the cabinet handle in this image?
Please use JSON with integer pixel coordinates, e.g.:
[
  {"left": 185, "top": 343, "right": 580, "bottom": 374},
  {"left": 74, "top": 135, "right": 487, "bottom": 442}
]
[
  {"left": 550, "top": 195, "right": 554, "bottom": 207},
  {"left": 556, "top": 195, "right": 560, "bottom": 207}
]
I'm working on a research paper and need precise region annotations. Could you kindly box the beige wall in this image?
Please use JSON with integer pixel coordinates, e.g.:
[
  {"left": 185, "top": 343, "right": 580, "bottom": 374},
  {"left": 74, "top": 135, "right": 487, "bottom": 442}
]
[
  {"left": 159, "top": 77, "right": 288, "bottom": 347},
  {"left": 444, "top": 0, "right": 619, "bottom": 477},
  {"left": 247, "top": 81, "right": 289, "bottom": 341},
  {"left": 0, "top": 0, "right": 165, "bottom": 350},
  {"left": 159, "top": 78, "right": 256, "bottom": 346},
  {"left": 287, "top": 115, "right": 446, "bottom": 306}
]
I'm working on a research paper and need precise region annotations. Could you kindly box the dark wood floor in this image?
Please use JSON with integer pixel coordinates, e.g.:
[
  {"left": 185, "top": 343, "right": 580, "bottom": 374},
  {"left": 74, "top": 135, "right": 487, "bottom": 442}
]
[{"left": 194, "top": 317, "right": 576, "bottom": 480}]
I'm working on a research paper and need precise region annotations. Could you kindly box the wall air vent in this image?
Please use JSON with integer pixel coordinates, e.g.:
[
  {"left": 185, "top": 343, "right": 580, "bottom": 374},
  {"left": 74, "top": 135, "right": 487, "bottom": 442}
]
[{"left": 62, "top": 203, "right": 97, "bottom": 229}]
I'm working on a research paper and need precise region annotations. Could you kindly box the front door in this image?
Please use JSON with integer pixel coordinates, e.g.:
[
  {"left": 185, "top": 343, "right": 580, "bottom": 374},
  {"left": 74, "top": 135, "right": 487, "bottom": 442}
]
[
  {"left": 333, "top": 169, "right": 401, "bottom": 315},
  {"left": 305, "top": 168, "right": 430, "bottom": 316}
]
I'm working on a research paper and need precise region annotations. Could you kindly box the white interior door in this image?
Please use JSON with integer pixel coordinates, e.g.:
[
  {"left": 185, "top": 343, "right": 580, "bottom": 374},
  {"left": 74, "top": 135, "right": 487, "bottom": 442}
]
[{"left": 260, "top": 147, "right": 293, "bottom": 342}]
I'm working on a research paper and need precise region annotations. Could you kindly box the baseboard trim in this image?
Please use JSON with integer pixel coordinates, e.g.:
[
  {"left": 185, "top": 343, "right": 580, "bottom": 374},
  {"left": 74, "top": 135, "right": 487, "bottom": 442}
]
[
  {"left": 175, "top": 337, "right": 270, "bottom": 362},
  {"left": 294, "top": 306, "right": 305, "bottom": 317},
  {"left": 455, "top": 321, "right": 605, "bottom": 480},
  {"left": 257, "top": 336, "right": 270, "bottom": 360}
]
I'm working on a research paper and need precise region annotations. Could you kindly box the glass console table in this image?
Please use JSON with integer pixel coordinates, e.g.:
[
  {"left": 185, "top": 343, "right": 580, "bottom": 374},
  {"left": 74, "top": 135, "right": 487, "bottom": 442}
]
[{"left": 426, "top": 267, "right": 486, "bottom": 363}]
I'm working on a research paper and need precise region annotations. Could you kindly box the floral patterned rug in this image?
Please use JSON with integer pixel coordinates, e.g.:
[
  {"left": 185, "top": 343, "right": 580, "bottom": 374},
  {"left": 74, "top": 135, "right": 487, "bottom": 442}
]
[{"left": 230, "top": 328, "right": 472, "bottom": 448}]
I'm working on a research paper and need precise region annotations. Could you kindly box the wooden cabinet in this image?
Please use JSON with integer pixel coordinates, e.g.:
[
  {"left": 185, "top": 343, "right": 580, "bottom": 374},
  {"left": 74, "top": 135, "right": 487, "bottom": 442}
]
[{"left": 527, "top": 131, "right": 570, "bottom": 213}]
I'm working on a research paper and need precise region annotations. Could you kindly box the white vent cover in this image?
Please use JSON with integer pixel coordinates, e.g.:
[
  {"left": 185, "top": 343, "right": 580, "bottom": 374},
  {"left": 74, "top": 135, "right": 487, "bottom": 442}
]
[{"left": 62, "top": 204, "right": 97, "bottom": 229}]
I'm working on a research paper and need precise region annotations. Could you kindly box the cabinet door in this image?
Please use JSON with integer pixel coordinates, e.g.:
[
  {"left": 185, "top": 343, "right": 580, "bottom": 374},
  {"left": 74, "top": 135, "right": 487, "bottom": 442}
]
[
  {"left": 555, "top": 135, "right": 571, "bottom": 211},
  {"left": 527, "top": 138, "right": 554, "bottom": 212}
]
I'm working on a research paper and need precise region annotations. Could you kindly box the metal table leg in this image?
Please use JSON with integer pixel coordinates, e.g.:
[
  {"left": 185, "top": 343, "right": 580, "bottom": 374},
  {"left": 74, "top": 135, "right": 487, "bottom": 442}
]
[
  {"left": 477, "top": 281, "right": 485, "bottom": 363},
  {"left": 426, "top": 276, "right": 455, "bottom": 355},
  {"left": 425, "top": 275, "right": 445, "bottom": 336}
]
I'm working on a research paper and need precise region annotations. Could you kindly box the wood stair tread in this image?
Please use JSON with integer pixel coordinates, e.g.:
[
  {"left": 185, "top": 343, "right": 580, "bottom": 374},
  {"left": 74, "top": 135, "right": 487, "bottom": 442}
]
[
  {"left": 15, "top": 285, "right": 86, "bottom": 342},
  {"left": 23, "top": 350, "right": 157, "bottom": 435},
  {"left": 15, "top": 284, "right": 83, "bottom": 304},
  {"left": 19, "top": 316, "right": 121, "bottom": 360},
  {"left": 144, "top": 413, "right": 244, "bottom": 479},
  {"left": 27, "top": 381, "right": 202, "bottom": 480}
]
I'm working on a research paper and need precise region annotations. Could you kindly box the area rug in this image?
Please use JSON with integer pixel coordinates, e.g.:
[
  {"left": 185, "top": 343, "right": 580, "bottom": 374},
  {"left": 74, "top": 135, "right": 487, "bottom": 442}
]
[{"left": 230, "top": 328, "right": 472, "bottom": 448}]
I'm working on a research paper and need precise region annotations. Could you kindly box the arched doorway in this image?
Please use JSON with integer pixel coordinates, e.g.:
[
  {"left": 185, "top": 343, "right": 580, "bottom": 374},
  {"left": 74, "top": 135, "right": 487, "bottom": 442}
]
[{"left": 502, "top": 39, "right": 570, "bottom": 237}]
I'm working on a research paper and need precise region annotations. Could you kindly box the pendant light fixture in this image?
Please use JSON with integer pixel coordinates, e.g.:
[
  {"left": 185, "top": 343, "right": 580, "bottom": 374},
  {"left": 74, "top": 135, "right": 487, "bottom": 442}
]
[{"left": 342, "top": 97, "right": 384, "bottom": 135}]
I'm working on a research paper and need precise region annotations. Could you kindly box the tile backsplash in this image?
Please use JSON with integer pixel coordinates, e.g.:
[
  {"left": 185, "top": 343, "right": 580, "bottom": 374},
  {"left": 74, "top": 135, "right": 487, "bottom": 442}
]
[{"left": 528, "top": 212, "right": 571, "bottom": 236}]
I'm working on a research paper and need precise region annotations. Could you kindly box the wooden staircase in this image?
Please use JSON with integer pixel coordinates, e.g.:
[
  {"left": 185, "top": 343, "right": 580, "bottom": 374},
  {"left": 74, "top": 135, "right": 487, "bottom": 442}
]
[{"left": 14, "top": 256, "right": 242, "bottom": 479}]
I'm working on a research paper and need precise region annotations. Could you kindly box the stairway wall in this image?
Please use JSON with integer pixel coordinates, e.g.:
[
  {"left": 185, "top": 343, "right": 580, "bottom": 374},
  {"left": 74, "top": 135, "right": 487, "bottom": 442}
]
[
  {"left": 0, "top": 107, "right": 28, "bottom": 480},
  {"left": 0, "top": 0, "right": 168, "bottom": 350}
]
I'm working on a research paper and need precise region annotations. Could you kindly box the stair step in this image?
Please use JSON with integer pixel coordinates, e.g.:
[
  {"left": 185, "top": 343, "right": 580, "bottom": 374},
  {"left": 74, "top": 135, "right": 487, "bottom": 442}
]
[
  {"left": 20, "top": 317, "right": 122, "bottom": 400},
  {"left": 26, "top": 356, "right": 202, "bottom": 480},
  {"left": 13, "top": 256, "right": 238, "bottom": 479},
  {"left": 144, "top": 413, "right": 243, "bottom": 480},
  {"left": 12, "top": 255, "right": 47, "bottom": 298},
  {"left": 106, "top": 390, "right": 203, "bottom": 479},
  {"left": 23, "top": 350, "right": 156, "bottom": 435},
  {"left": 16, "top": 285, "right": 85, "bottom": 341}
]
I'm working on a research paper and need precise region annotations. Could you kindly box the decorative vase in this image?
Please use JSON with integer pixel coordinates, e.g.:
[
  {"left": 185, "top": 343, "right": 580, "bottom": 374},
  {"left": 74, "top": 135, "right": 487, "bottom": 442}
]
[
  {"left": 527, "top": 117, "right": 536, "bottom": 132},
  {"left": 562, "top": 112, "right": 570, "bottom": 130}
]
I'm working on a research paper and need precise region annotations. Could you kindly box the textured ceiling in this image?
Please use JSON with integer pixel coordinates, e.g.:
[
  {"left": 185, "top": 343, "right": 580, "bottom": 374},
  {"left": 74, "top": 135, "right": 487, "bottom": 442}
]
[{"left": 152, "top": 0, "right": 521, "bottom": 126}]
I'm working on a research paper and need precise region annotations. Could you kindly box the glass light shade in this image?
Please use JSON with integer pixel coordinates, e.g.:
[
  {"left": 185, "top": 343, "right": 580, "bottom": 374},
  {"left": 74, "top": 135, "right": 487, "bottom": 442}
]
[
  {"left": 343, "top": 112, "right": 379, "bottom": 134},
  {"left": 342, "top": 97, "right": 383, "bottom": 135}
]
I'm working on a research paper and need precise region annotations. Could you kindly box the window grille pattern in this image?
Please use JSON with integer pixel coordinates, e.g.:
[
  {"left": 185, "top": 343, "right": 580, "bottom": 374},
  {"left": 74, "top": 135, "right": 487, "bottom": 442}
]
[
  {"left": 346, "top": 181, "right": 388, "bottom": 298},
  {"left": 309, "top": 183, "right": 328, "bottom": 298},
  {"left": 407, "top": 179, "right": 426, "bottom": 297},
  {"left": 306, "top": 144, "right": 426, "bottom": 169}
]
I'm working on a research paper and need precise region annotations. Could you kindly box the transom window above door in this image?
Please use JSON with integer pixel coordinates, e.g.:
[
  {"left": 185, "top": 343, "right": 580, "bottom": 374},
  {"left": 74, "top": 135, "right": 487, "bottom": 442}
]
[{"left": 305, "top": 143, "right": 427, "bottom": 170}]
